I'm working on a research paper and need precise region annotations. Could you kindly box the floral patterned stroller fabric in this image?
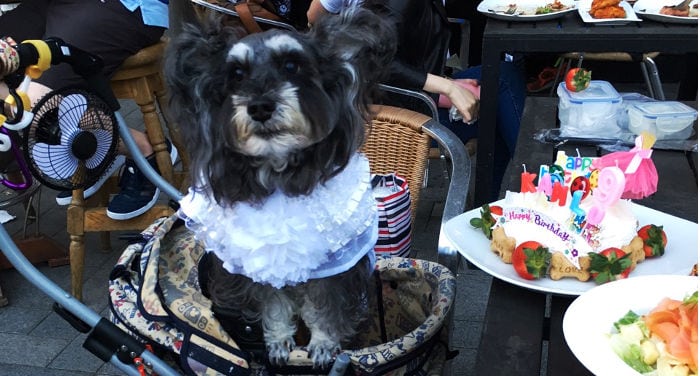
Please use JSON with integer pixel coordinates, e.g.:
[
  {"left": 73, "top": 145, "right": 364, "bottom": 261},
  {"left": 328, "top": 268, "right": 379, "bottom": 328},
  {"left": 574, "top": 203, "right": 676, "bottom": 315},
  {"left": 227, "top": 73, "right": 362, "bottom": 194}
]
[{"left": 108, "top": 214, "right": 456, "bottom": 375}]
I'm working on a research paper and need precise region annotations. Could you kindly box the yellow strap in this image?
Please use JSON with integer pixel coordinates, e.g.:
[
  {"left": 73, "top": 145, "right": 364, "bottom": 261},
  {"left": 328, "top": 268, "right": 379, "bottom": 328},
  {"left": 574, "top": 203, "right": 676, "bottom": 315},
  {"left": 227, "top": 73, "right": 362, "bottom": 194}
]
[
  {"left": 21, "top": 40, "right": 52, "bottom": 79},
  {"left": 4, "top": 90, "right": 31, "bottom": 111},
  {"left": 0, "top": 114, "right": 6, "bottom": 125}
]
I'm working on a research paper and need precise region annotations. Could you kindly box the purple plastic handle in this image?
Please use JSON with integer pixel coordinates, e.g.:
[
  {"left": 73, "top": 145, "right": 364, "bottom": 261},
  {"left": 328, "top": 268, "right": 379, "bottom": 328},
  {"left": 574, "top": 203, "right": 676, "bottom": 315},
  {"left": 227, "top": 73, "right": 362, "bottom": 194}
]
[{"left": 0, "top": 127, "right": 32, "bottom": 190}]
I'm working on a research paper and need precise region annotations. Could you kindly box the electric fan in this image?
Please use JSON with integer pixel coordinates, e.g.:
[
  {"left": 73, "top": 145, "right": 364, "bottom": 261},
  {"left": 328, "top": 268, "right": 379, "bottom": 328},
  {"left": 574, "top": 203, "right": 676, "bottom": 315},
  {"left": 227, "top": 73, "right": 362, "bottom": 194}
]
[{"left": 23, "top": 87, "right": 120, "bottom": 192}]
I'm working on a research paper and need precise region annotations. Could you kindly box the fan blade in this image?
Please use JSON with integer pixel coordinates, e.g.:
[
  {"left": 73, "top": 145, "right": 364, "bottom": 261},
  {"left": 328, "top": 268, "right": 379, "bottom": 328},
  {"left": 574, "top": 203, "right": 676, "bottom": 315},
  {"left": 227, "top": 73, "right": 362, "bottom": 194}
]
[
  {"left": 84, "top": 128, "right": 115, "bottom": 169},
  {"left": 31, "top": 142, "right": 78, "bottom": 179},
  {"left": 58, "top": 94, "right": 88, "bottom": 145}
]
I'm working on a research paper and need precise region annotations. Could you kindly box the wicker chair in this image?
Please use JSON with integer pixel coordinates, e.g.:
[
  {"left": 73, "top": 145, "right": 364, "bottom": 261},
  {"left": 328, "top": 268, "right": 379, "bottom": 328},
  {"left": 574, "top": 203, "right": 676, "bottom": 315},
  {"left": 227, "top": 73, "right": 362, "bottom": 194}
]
[
  {"left": 362, "top": 104, "right": 469, "bottom": 376},
  {"left": 362, "top": 104, "right": 469, "bottom": 276}
]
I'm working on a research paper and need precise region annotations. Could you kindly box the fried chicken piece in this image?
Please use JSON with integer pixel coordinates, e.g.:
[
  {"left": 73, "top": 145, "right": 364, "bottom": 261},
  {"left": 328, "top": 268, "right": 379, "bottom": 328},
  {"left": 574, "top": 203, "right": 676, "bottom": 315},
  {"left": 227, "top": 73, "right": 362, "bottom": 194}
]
[
  {"left": 660, "top": 6, "right": 690, "bottom": 16},
  {"left": 550, "top": 0, "right": 567, "bottom": 10},
  {"left": 590, "top": 0, "right": 621, "bottom": 11},
  {"left": 589, "top": 5, "right": 627, "bottom": 18}
]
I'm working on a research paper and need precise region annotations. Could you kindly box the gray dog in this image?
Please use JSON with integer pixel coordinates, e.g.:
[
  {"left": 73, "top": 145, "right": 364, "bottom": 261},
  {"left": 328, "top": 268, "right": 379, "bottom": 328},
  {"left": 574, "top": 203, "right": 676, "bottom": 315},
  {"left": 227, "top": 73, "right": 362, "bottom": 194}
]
[{"left": 163, "top": 7, "right": 396, "bottom": 369}]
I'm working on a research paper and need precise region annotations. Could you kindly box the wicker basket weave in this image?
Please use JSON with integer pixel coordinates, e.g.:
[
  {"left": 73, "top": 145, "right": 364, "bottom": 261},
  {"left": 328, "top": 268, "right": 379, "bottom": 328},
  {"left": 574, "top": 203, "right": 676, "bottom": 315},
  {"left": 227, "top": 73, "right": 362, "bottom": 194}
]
[{"left": 362, "top": 105, "right": 432, "bottom": 223}]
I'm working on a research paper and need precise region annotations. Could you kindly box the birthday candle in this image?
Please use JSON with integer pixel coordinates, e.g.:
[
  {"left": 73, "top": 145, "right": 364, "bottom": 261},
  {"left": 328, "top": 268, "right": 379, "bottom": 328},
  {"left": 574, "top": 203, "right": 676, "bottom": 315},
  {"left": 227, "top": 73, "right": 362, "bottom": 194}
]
[
  {"left": 587, "top": 166, "right": 625, "bottom": 225},
  {"left": 521, "top": 164, "right": 537, "bottom": 193},
  {"left": 537, "top": 172, "right": 553, "bottom": 196}
]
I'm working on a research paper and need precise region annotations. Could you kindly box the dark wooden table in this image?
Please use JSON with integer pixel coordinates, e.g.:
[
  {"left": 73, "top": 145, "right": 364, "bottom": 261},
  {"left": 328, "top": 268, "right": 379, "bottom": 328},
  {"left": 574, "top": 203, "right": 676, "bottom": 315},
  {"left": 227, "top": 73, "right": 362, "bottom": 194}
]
[
  {"left": 474, "top": 97, "right": 698, "bottom": 375},
  {"left": 475, "top": 13, "right": 698, "bottom": 207}
]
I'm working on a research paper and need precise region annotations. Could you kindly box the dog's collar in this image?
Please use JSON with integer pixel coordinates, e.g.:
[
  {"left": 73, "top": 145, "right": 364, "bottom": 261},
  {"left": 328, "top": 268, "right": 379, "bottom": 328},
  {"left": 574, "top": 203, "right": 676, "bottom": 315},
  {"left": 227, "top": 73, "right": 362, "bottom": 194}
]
[{"left": 178, "top": 154, "right": 378, "bottom": 288}]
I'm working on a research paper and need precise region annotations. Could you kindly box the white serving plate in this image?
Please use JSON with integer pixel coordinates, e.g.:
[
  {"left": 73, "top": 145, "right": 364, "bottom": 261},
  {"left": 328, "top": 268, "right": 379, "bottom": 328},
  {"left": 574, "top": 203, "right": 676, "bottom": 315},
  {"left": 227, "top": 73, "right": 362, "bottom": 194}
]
[
  {"left": 578, "top": 0, "right": 643, "bottom": 25},
  {"left": 633, "top": 0, "right": 699, "bottom": 24},
  {"left": 563, "top": 275, "right": 698, "bottom": 375},
  {"left": 477, "top": 0, "right": 578, "bottom": 21},
  {"left": 443, "top": 199, "right": 698, "bottom": 296}
]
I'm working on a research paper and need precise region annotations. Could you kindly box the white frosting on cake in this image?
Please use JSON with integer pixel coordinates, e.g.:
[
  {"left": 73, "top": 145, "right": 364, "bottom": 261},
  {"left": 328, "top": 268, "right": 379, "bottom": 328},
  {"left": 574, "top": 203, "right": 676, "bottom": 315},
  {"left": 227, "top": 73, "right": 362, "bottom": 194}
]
[{"left": 496, "top": 191, "right": 638, "bottom": 268}]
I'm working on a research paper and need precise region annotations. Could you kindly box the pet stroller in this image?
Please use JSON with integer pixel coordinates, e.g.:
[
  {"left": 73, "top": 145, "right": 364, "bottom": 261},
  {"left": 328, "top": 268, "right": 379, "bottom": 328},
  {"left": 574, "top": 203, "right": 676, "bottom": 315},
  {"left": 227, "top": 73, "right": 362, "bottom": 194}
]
[{"left": 0, "top": 35, "right": 469, "bottom": 376}]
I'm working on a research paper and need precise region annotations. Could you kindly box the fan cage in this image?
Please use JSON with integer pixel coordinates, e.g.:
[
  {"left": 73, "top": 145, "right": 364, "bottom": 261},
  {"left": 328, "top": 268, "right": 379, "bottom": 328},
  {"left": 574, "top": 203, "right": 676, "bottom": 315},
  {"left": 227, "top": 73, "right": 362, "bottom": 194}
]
[{"left": 23, "top": 86, "right": 120, "bottom": 192}]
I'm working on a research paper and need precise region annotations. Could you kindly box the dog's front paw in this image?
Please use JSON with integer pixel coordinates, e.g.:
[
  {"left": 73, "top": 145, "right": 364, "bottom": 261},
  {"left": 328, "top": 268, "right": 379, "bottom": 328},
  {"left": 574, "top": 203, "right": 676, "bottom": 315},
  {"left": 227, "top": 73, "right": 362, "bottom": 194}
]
[
  {"left": 267, "top": 337, "right": 295, "bottom": 366},
  {"left": 307, "top": 338, "right": 340, "bottom": 369}
]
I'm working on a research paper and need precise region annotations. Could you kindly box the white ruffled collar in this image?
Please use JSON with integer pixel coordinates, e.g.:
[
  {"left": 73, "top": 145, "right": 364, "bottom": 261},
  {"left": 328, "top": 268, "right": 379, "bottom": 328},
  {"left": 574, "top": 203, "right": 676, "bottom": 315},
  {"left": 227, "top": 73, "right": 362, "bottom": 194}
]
[{"left": 178, "top": 154, "right": 378, "bottom": 288}]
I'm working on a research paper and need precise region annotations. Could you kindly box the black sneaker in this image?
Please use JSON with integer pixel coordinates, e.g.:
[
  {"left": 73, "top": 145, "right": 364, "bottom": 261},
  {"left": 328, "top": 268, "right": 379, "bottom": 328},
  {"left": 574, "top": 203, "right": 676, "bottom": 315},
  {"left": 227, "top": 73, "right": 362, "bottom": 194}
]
[
  {"left": 55, "top": 155, "right": 126, "bottom": 205},
  {"left": 106, "top": 141, "right": 178, "bottom": 220}
]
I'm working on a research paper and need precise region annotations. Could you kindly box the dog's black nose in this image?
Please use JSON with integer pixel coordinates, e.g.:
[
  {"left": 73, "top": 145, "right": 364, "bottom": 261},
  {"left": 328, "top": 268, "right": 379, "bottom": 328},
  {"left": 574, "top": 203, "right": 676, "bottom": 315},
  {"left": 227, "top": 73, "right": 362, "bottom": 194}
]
[{"left": 247, "top": 98, "right": 276, "bottom": 122}]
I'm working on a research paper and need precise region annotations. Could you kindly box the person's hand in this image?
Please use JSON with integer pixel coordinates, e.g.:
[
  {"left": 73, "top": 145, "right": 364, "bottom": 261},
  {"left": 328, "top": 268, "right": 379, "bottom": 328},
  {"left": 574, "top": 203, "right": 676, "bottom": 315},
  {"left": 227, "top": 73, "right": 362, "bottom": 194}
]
[
  {"left": 445, "top": 79, "right": 480, "bottom": 124},
  {"left": 307, "top": 0, "right": 330, "bottom": 26}
]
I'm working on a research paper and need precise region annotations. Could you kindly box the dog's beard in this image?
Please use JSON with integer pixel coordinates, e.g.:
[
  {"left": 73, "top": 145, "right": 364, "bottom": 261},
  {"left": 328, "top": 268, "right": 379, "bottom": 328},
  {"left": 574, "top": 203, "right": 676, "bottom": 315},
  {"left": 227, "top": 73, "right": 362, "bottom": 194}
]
[{"left": 231, "top": 83, "right": 318, "bottom": 162}]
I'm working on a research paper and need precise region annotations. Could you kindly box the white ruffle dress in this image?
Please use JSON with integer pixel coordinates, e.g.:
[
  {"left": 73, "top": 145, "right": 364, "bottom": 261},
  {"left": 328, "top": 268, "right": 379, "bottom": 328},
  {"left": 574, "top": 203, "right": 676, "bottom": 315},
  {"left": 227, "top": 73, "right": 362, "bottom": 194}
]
[{"left": 178, "top": 154, "right": 378, "bottom": 288}]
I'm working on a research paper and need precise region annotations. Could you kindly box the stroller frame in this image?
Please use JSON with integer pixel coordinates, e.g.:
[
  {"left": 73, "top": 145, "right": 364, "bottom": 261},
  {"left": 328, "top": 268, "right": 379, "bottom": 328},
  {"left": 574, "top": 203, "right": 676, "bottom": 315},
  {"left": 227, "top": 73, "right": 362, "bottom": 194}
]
[{"left": 0, "top": 33, "right": 468, "bottom": 375}]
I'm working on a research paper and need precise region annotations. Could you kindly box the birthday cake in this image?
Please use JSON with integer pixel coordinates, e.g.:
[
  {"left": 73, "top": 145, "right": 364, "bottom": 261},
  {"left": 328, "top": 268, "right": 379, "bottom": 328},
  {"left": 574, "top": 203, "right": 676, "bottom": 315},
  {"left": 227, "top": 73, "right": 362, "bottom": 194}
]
[{"left": 472, "top": 141, "right": 664, "bottom": 284}]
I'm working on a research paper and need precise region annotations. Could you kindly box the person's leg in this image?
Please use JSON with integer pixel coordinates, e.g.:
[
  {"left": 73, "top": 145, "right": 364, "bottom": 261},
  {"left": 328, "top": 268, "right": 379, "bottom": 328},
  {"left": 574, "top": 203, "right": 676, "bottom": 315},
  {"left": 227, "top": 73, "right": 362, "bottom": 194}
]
[
  {"left": 41, "top": 1, "right": 168, "bottom": 214},
  {"left": 0, "top": 0, "right": 48, "bottom": 42},
  {"left": 37, "top": 0, "right": 165, "bottom": 89}
]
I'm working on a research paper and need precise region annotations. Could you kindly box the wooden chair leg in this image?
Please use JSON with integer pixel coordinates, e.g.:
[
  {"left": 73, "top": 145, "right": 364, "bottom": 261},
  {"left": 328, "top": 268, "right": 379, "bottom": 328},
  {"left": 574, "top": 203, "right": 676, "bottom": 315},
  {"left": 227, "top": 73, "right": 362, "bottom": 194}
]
[
  {"left": 153, "top": 74, "right": 190, "bottom": 175},
  {"left": 132, "top": 76, "right": 173, "bottom": 183},
  {"left": 69, "top": 233, "right": 85, "bottom": 301},
  {"left": 67, "top": 190, "right": 87, "bottom": 301}
]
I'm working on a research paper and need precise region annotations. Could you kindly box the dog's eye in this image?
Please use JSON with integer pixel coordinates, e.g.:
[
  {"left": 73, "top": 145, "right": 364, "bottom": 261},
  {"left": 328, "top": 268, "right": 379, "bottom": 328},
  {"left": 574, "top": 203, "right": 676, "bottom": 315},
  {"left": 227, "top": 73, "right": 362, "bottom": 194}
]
[
  {"left": 283, "top": 61, "right": 299, "bottom": 74},
  {"left": 232, "top": 67, "right": 246, "bottom": 81}
]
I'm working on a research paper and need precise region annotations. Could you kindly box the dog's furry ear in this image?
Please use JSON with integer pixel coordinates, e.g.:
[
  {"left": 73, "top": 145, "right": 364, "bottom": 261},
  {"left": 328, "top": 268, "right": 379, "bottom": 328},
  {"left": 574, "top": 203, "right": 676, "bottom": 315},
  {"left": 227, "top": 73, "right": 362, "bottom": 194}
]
[
  {"left": 163, "top": 18, "right": 244, "bottom": 125},
  {"left": 309, "top": 6, "right": 397, "bottom": 86}
]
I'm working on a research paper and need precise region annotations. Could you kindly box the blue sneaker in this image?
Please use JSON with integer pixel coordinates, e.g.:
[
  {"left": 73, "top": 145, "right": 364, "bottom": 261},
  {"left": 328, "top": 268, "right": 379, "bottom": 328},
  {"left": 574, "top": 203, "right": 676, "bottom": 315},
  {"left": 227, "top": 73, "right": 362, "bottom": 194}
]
[
  {"left": 106, "top": 141, "right": 178, "bottom": 220},
  {"left": 55, "top": 155, "right": 126, "bottom": 206}
]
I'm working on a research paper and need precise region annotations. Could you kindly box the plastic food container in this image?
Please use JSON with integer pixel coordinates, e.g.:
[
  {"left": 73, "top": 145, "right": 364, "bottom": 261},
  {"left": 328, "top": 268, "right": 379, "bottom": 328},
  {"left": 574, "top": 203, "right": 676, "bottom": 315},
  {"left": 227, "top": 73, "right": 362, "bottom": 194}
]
[
  {"left": 617, "top": 92, "right": 656, "bottom": 131},
  {"left": 557, "top": 80, "right": 622, "bottom": 139},
  {"left": 628, "top": 101, "right": 697, "bottom": 140}
]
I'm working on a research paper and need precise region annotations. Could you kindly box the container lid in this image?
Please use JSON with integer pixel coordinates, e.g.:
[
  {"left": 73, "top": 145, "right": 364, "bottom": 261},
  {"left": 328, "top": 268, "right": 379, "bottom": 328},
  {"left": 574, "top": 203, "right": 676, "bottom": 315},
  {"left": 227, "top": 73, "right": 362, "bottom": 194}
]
[
  {"left": 620, "top": 92, "right": 654, "bottom": 102},
  {"left": 631, "top": 101, "right": 698, "bottom": 119},
  {"left": 558, "top": 80, "right": 622, "bottom": 103}
]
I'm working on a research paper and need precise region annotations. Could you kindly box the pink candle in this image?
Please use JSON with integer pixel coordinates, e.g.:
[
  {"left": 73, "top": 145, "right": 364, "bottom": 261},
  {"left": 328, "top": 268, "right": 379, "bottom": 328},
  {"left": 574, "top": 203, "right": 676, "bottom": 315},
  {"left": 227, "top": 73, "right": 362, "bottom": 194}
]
[
  {"left": 537, "top": 172, "right": 553, "bottom": 196},
  {"left": 587, "top": 167, "right": 625, "bottom": 225}
]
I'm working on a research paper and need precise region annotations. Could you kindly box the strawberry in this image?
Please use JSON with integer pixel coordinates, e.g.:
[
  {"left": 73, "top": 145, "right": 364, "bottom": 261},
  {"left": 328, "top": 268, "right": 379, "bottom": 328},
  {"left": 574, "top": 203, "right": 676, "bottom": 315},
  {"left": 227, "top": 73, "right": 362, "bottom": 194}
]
[
  {"left": 469, "top": 204, "right": 501, "bottom": 239},
  {"left": 637, "top": 224, "right": 667, "bottom": 258},
  {"left": 588, "top": 247, "right": 633, "bottom": 285},
  {"left": 565, "top": 68, "right": 592, "bottom": 92},
  {"left": 512, "top": 241, "right": 551, "bottom": 280}
]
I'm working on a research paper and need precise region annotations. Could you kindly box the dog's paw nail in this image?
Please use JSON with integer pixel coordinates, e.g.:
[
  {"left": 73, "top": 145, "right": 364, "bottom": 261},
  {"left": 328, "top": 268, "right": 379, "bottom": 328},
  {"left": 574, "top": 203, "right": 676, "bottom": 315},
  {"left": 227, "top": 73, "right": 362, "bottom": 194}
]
[
  {"left": 267, "top": 340, "right": 293, "bottom": 366},
  {"left": 308, "top": 344, "right": 339, "bottom": 368}
]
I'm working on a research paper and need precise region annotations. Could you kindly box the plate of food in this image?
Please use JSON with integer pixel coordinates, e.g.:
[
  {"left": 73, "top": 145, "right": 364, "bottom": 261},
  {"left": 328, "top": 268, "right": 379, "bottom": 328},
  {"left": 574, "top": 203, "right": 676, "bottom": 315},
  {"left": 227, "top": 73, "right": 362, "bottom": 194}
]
[
  {"left": 633, "top": 0, "right": 699, "bottom": 24},
  {"left": 477, "top": 0, "right": 577, "bottom": 21},
  {"left": 443, "top": 198, "right": 698, "bottom": 296},
  {"left": 563, "top": 275, "right": 698, "bottom": 375},
  {"left": 578, "top": 0, "right": 642, "bottom": 25}
]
